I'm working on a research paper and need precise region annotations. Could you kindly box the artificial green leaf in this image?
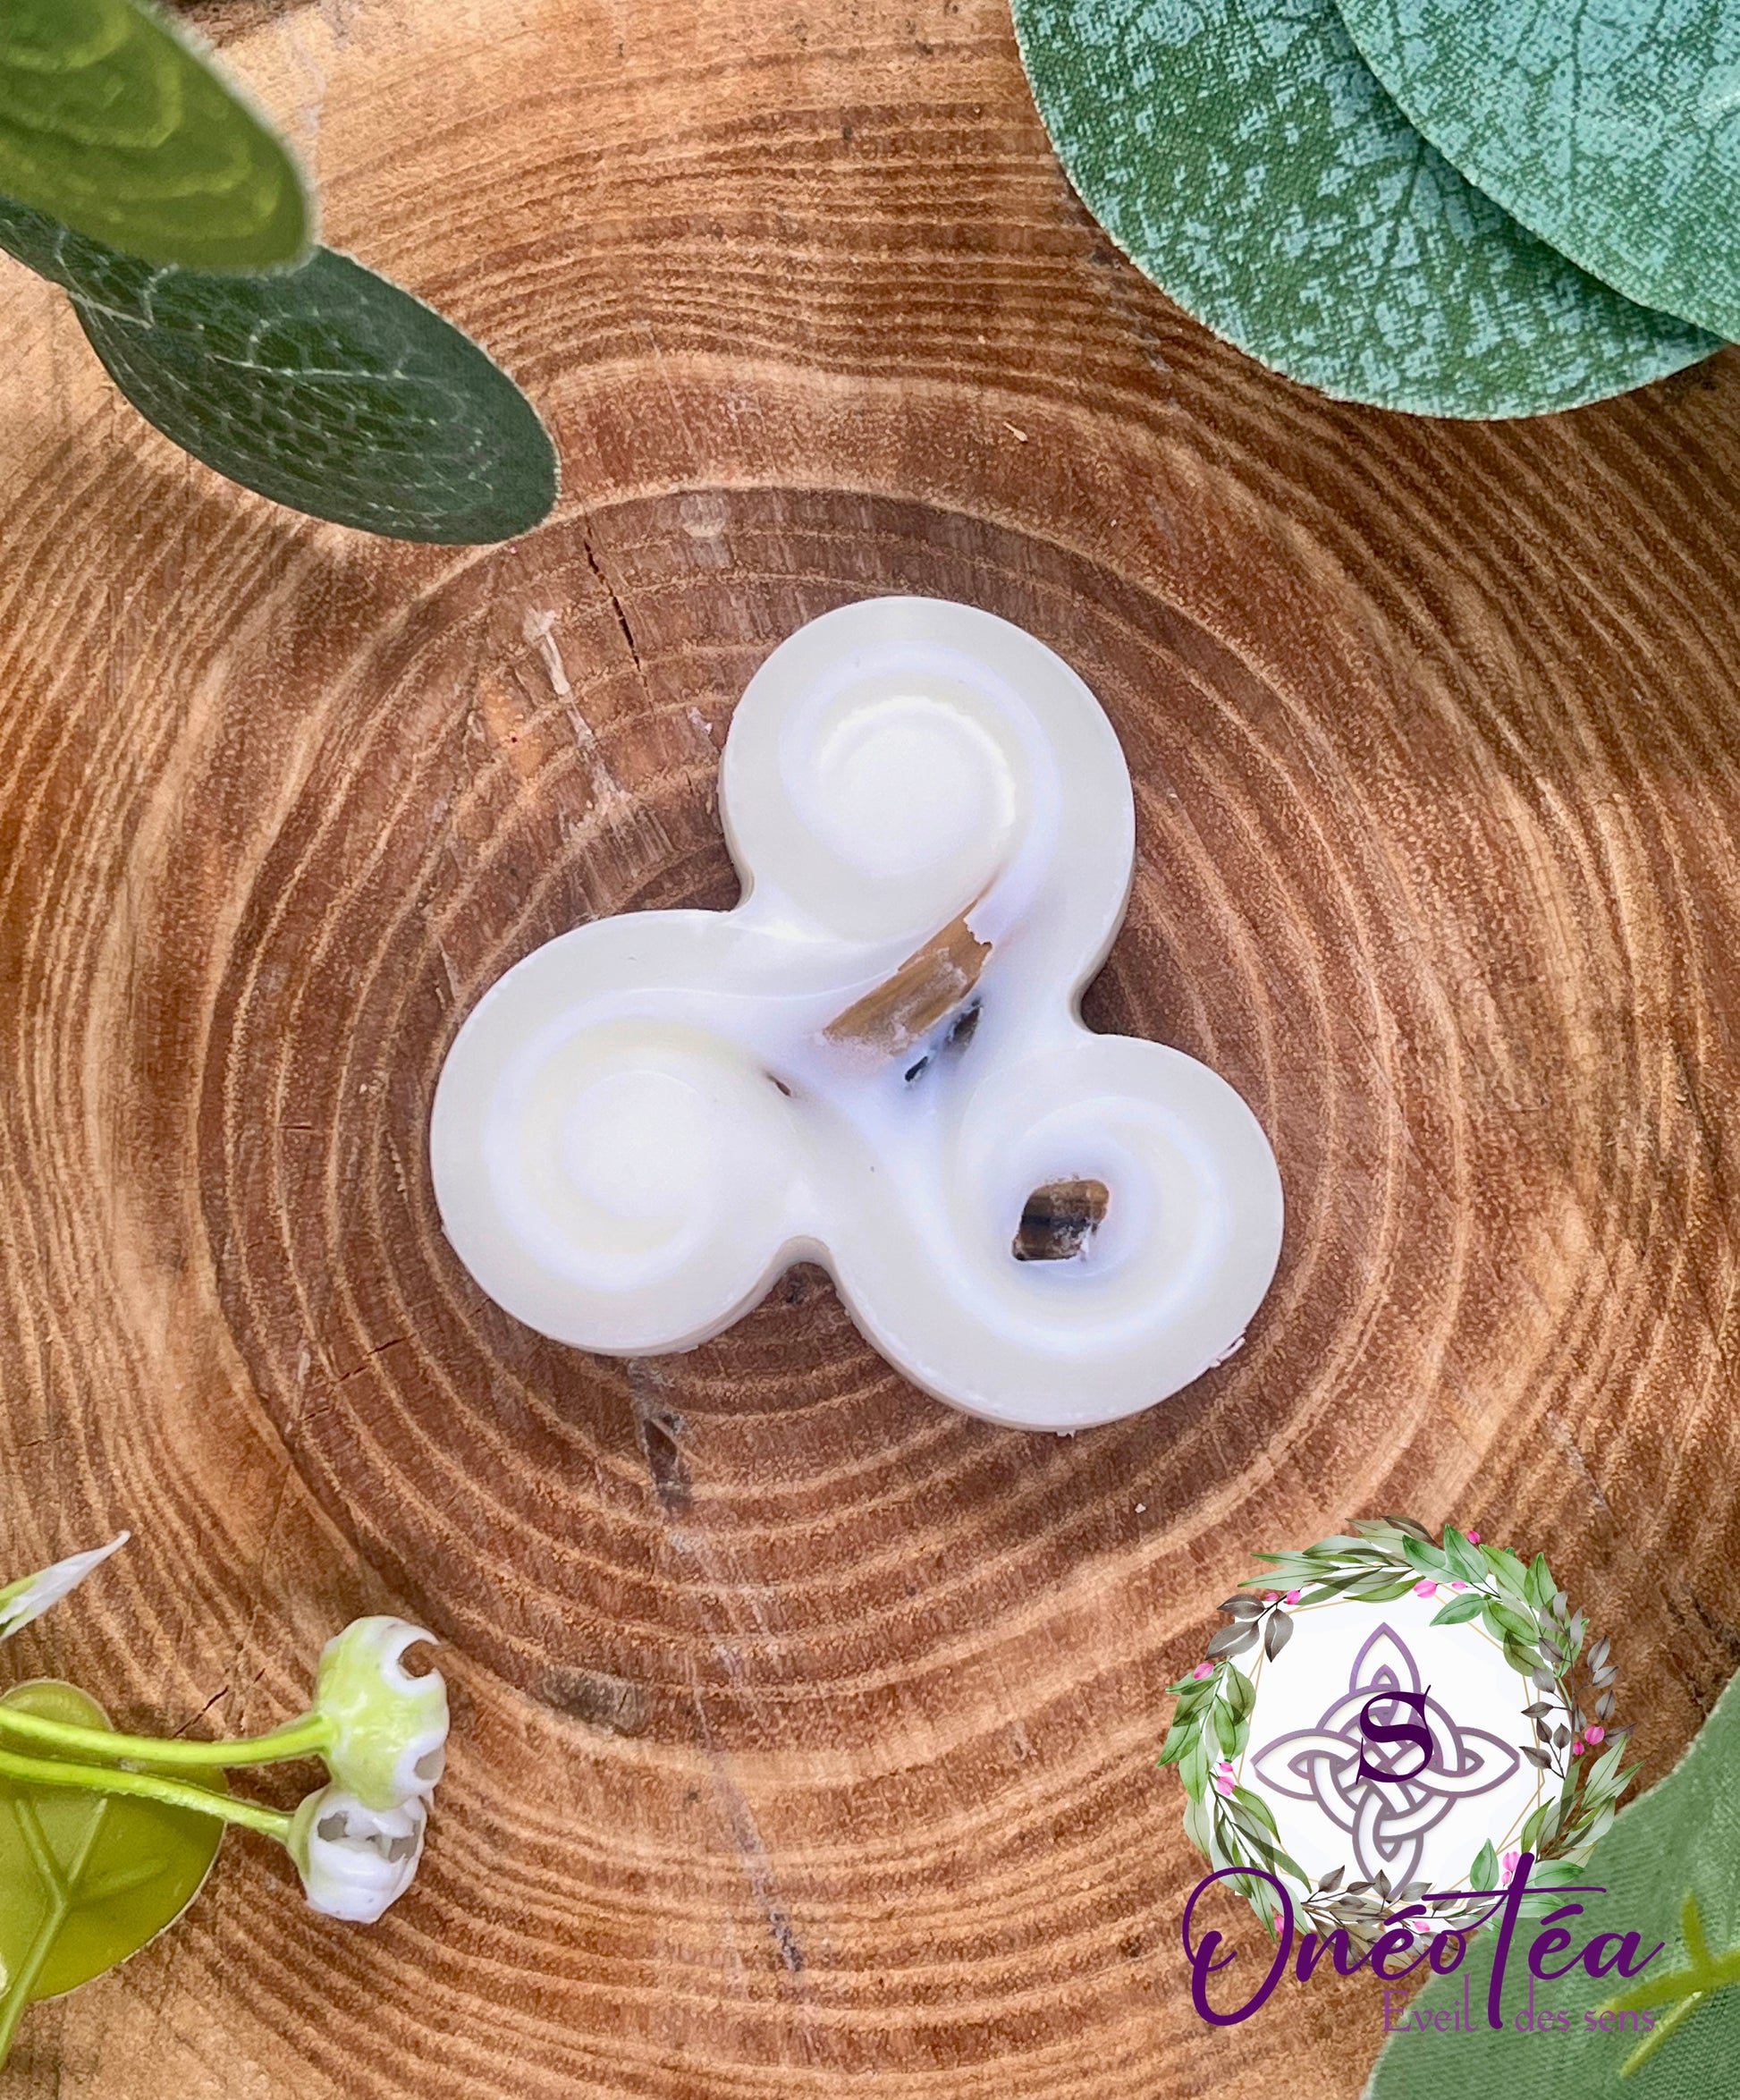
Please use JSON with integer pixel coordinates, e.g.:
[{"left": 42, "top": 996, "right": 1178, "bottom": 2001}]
[
  {"left": 1009, "top": 0, "right": 1719, "bottom": 417},
  {"left": 0, "top": 0, "right": 308, "bottom": 270},
  {"left": 1367, "top": 1664, "right": 1740, "bottom": 2098},
  {"left": 1330, "top": 0, "right": 1740, "bottom": 343},
  {"left": 0, "top": 1681, "right": 224, "bottom": 2062},
  {"left": 0, "top": 196, "right": 558, "bottom": 543}
]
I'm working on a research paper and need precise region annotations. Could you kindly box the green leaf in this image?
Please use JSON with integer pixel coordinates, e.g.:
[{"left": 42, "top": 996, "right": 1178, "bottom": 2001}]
[
  {"left": 1231, "top": 1785, "right": 1280, "bottom": 1839},
  {"left": 1484, "top": 1599, "right": 1540, "bottom": 1645},
  {"left": 1430, "top": 1591, "right": 1485, "bottom": 1627},
  {"left": 1502, "top": 1632, "right": 1542, "bottom": 1678},
  {"left": 1402, "top": 1537, "right": 1452, "bottom": 1578},
  {"left": 0, "top": 1681, "right": 223, "bottom": 2061},
  {"left": 1516, "top": 1801, "right": 1550, "bottom": 1857},
  {"left": 1441, "top": 1528, "right": 1487, "bottom": 1585},
  {"left": 0, "top": 197, "right": 557, "bottom": 543},
  {"left": 1009, "top": 0, "right": 1717, "bottom": 419},
  {"left": 0, "top": 0, "right": 308, "bottom": 271},
  {"left": 1524, "top": 1553, "right": 1555, "bottom": 1614},
  {"left": 1469, "top": 1839, "right": 1499, "bottom": 1892},
  {"left": 1330, "top": 0, "right": 1740, "bottom": 341},
  {"left": 1481, "top": 1545, "right": 1530, "bottom": 1600}
]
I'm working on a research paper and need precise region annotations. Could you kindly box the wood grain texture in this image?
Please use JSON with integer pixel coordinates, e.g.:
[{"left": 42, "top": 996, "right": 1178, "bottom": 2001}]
[{"left": 3, "top": 0, "right": 1740, "bottom": 2093}]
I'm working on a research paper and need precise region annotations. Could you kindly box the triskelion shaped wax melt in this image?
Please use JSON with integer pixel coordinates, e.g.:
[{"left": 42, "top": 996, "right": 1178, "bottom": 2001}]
[{"left": 431, "top": 597, "right": 1283, "bottom": 1430}]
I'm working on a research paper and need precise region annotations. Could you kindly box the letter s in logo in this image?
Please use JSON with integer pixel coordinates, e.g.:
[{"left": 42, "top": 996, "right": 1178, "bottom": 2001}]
[{"left": 1356, "top": 1689, "right": 1433, "bottom": 1783}]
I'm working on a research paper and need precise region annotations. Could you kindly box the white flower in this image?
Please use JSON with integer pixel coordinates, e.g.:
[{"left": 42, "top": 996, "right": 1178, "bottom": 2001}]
[
  {"left": 0, "top": 1532, "right": 128, "bottom": 1639},
  {"left": 313, "top": 1617, "right": 448, "bottom": 1810},
  {"left": 290, "top": 1786, "right": 427, "bottom": 1923}
]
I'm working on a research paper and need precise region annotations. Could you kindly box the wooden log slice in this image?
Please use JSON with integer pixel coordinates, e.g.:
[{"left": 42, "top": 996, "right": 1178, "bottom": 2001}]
[{"left": 1, "top": 0, "right": 1739, "bottom": 2094}]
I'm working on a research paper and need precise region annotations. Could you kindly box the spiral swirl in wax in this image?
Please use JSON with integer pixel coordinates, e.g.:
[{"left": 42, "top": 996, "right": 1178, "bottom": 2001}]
[{"left": 432, "top": 596, "right": 1283, "bottom": 1430}]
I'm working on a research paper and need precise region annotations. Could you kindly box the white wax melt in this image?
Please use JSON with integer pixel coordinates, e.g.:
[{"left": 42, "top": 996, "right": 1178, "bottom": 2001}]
[{"left": 431, "top": 597, "right": 1282, "bottom": 1430}]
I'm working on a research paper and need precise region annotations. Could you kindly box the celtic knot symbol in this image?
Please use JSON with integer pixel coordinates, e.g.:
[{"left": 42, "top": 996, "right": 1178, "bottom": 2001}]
[
  {"left": 1251, "top": 1625, "right": 1520, "bottom": 1892},
  {"left": 433, "top": 597, "right": 1282, "bottom": 1428}
]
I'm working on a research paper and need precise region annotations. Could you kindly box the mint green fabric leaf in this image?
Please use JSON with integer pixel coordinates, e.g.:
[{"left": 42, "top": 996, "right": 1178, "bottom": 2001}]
[
  {"left": 1366, "top": 1670, "right": 1740, "bottom": 2098},
  {"left": 1009, "top": 0, "right": 1719, "bottom": 417},
  {"left": 0, "top": 197, "right": 558, "bottom": 543},
  {"left": 1331, "top": 0, "right": 1740, "bottom": 343},
  {"left": 0, "top": 0, "right": 308, "bottom": 271}
]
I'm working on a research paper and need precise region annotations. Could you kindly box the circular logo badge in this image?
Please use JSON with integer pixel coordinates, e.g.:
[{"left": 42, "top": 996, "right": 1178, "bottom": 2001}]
[{"left": 1164, "top": 1521, "right": 1632, "bottom": 1945}]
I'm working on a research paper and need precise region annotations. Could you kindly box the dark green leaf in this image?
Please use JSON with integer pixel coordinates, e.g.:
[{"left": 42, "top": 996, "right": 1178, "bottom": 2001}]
[
  {"left": 1010, "top": 0, "right": 1716, "bottom": 418},
  {"left": 0, "top": 1681, "right": 223, "bottom": 2057},
  {"left": 0, "top": 197, "right": 557, "bottom": 543},
  {"left": 0, "top": 0, "right": 308, "bottom": 270},
  {"left": 1402, "top": 1536, "right": 1451, "bottom": 1578}
]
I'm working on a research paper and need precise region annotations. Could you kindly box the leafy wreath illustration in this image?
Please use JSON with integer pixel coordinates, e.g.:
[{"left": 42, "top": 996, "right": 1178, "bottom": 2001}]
[{"left": 1161, "top": 1519, "right": 1637, "bottom": 1945}]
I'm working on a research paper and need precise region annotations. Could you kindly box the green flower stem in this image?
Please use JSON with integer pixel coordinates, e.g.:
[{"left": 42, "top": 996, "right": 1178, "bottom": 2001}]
[
  {"left": 0, "top": 1795, "right": 104, "bottom": 2064},
  {"left": 0, "top": 1744, "right": 292, "bottom": 1843},
  {"left": 0, "top": 1706, "right": 329, "bottom": 1773}
]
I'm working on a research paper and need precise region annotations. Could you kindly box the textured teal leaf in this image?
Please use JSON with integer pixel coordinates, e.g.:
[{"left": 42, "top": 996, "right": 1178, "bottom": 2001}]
[
  {"left": 1367, "top": 1666, "right": 1740, "bottom": 2098},
  {"left": 0, "top": 197, "right": 558, "bottom": 543},
  {"left": 1332, "top": 0, "right": 1740, "bottom": 342},
  {"left": 1009, "top": 0, "right": 1719, "bottom": 417},
  {"left": 0, "top": 0, "right": 308, "bottom": 270}
]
